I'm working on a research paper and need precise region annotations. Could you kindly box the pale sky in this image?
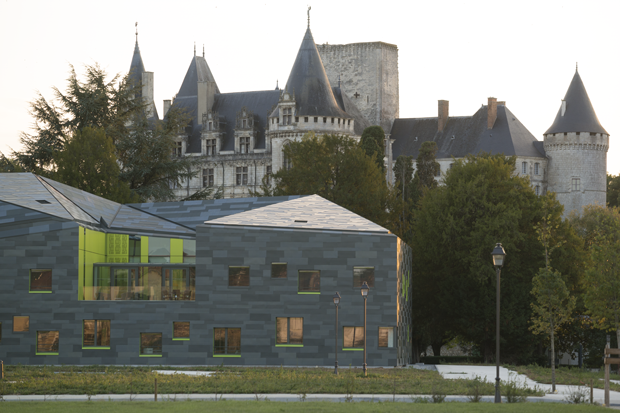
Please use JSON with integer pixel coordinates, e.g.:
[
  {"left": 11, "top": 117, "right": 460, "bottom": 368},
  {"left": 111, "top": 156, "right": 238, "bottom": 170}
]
[{"left": 1, "top": 0, "right": 618, "bottom": 174}]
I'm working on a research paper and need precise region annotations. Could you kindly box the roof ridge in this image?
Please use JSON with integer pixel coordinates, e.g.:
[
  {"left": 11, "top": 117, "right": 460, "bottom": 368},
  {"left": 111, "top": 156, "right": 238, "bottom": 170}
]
[{"left": 36, "top": 176, "right": 97, "bottom": 224}]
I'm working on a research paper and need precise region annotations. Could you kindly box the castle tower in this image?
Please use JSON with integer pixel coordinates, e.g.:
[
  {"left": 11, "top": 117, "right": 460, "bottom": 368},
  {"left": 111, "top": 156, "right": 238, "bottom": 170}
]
[
  {"left": 544, "top": 69, "right": 609, "bottom": 216},
  {"left": 128, "top": 25, "right": 157, "bottom": 120}
]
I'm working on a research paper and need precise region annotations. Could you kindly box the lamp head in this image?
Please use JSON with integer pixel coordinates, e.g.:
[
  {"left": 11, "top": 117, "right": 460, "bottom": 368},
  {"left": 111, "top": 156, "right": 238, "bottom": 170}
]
[
  {"left": 361, "top": 281, "right": 369, "bottom": 297},
  {"left": 333, "top": 291, "right": 341, "bottom": 305},
  {"left": 491, "top": 243, "right": 506, "bottom": 268}
]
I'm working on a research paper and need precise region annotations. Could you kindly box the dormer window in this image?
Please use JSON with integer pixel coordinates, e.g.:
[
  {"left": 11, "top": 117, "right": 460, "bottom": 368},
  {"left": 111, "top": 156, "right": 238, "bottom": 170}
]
[
  {"left": 331, "top": 118, "right": 334, "bottom": 124},
  {"left": 243, "top": 119, "right": 247, "bottom": 128},
  {"left": 283, "top": 108, "right": 293, "bottom": 125},
  {"left": 304, "top": 117, "right": 308, "bottom": 123},
  {"left": 323, "top": 117, "right": 327, "bottom": 123},
  {"left": 314, "top": 117, "right": 318, "bottom": 123},
  {"left": 208, "top": 121, "right": 213, "bottom": 131},
  {"left": 240, "top": 137, "right": 250, "bottom": 154},
  {"left": 206, "top": 139, "right": 217, "bottom": 156},
  {"left": 295, "top": 117, "right": 299, "bottom": 123},
  {"left": 173, "top": 142, "right": 183, "bottom": 158}
]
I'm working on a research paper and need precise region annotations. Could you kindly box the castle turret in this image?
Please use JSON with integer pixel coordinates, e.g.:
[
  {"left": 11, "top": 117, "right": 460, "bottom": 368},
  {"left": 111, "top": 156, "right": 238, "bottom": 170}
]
[
  {"left": 128, "top": 24, "right": 157, "bottom": 120},
  {"left": 544, "top": 68, "right": 609, "bottom": 216}
]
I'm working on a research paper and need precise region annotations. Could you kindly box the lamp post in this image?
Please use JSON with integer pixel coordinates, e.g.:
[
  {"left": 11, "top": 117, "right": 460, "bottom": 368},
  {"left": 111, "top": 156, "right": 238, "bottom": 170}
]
[
  {"left": 333, "top": 292, "right": 341, "bottom": 375},
  {"left": 491, "top": 243, "right": 506, "bottom": 404},
  {"left": 361, "top": 281, "right": 369, "bottom": 377}
]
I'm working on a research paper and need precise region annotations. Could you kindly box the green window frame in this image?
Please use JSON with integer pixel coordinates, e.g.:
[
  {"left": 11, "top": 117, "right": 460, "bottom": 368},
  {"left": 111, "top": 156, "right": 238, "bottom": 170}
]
[
  {"left": 83, "top": 320, "right": 110, "bottom": 349},
  {"left": 276, "top": 317, "right": 303, "bottom": 347},
  {"left": 173, "top": 322, "right": 190, "bottom": 340},
  {"left": 37, "top": 331, "right": 59, "bottom": 355},
  {"left": 378, "top": 327, "right": 394, "bottom": 348},
  {"left": 213, "top": 328, "right": 241, "bottom": 357},
  {"left": 353, "top": 267, "right": 374, "bottom": 288},
  {"left": 298, "top": 270, "right": 320, "bottom": 294},
  {"left": 140, "top": 333, "right": 162, "bottom": 357},
  {"left": 343, "top": 326, "right": 365, "bottom": 351},
  {"left": 13, "top": 316, "right": 29, "bottom": 332},
  {"left": 271, "top": 263, "right": 287, "bottom": 278},
  {"left": 229, "top": 266, "right": 250, "bottom": 287},
  {"left": 30, "top": 269, "right": 52, "bottom": 293}
]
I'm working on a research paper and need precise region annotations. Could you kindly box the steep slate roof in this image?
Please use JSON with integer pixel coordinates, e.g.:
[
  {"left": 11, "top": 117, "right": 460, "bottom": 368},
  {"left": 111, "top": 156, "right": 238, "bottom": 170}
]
[
  {"left": 129, "top": 195, "right": 305, "bottom": 229},
  {"left": 128, "top": 42, "right": 145, "bottom": 94},
  {"left": 332, "top": 86, "right": 372, "bottom": 135},
  {"left": 282, "top": 28, "right": 350, "bottom": 118},
  {"left": 204, "top": 194, "right": 389, "bottom": 234},
  {"left": 391, "top": 105, "right": 545, "bottom": 160},
  {"left": 212, "top": 90, "right": 281, "bottom": 152},
  {"left": 545, "top": 70, "right": 608, "bottom": 135}
]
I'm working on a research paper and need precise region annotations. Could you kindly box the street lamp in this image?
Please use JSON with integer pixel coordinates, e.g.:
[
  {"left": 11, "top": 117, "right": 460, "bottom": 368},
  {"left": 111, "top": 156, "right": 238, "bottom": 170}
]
[
  {"left": 491, "top": 243, "right": 506, "bottom": 404},
  {"left": 361, "top": 281, "right": 369, "bottom": 377},
  {"left": 333, "top": 292, "right": 341, "bottom": 375}
]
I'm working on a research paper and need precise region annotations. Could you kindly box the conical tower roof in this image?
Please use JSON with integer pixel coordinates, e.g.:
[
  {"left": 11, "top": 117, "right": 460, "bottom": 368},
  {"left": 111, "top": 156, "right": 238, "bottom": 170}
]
[
  {"left": 177, "top": 55, "right": 220, "bottom": 98},
  {"left": 284, "top": 28, "right": 349, "bottom": 118},
  {"left": 128, "top": 41, "right": 145, "bottom": 90},
  {"left": 545, "top": 70, "right": 607, "bottom": 135}
]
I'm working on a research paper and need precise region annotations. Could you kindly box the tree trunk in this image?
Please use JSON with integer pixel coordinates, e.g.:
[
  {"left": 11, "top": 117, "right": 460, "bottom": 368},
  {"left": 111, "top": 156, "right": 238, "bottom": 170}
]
[
  {"left": 431, "top": 340, "right": 442, "bottom": 357},
  {"left": 551, "top": 318, "right": 556, "bottom": 393}
]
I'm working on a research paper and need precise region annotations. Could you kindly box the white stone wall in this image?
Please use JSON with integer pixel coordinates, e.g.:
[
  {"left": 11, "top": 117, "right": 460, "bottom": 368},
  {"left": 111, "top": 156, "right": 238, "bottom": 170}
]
[
  {"left": 544, "top": 132, "right": 609, "bottom": 216},
  {"left": 318, "top": 42, "right": 399, "bottom": 131}
]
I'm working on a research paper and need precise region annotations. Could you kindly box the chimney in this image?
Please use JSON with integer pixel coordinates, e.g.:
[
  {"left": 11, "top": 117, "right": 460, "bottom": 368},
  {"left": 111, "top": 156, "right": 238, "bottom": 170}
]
[
  {"left": 438, "top": 100, "right": 449, "bottom": 132},
  {"left": 497, "top": 101, "right": 506, "bottom": 106},
  {"left": 163, "top": 100, "right": 171, "bottom": 117},
  {"left": 487, "top": 97, "right": 497, "bottom": 129}
]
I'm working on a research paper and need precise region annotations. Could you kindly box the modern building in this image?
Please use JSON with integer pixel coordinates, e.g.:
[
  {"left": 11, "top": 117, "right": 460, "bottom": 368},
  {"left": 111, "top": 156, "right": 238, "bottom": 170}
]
[{"left": 0, "top": 173, "right": 412, "bottom": 366}]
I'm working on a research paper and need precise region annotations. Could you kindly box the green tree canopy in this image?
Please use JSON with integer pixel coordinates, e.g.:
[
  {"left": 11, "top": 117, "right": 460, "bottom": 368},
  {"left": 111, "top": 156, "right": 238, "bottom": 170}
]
[
  {"left": 411, "top": 152, "right": 564, "bottom": 363},
  {"left": 360, "top": 125, "right": 385, "bottom": 175},
  {"left": 269, "top": 133, "right": 390, "bottom": 227},
  {"left": 608, "top": 174, "right": 620, "bottom": 208},
  {"left": 54, "top": 127, "right": 135, "bottom": 203}
]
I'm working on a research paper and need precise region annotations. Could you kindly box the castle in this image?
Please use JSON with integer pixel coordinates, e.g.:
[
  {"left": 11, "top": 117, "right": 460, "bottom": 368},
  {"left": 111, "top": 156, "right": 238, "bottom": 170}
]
[{"left": 130, "top": 20, "right": 608, "bottom": 217}]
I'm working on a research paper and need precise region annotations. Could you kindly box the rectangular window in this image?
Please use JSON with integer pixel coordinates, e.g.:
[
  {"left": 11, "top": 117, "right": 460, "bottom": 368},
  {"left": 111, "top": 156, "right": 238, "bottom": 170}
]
[
  {"left": 295, "top": 116, "right": 299, "bottom": 123},
  {"left": 37, "top": 331, "right": 59, "bottom": 354},
  {"left": 331, "top": 118, "right": 334, "bottom": 124},
  {"left": 378, "top": 327, "right": 394, "bottom": 348},
  {"left": 30, "top": 269, "right": 52, "bottom": 292},
  {"left": 314, "top": 117, "right": 318, "bottom": 123},
  {"left": 343, "top": 326, "right": 365, "bottom": 349},
  {"left": 140, "top": 333, "right": 162, "bottom": 356},
  {"left": 276, "top": 317, "right": 303, "bottom": 345},
  {"left": 206, "top": 139, "right": 217, "bottom": 155},
  {"left": 348, "top": 120, "right": 351, "bottom": 126},
  {"left": 173, "top": 322, "right": 190, "bottom": 340},
  {"left": 173, "top": 141, "right": 183, "bottom": 158},
  {"left": 243, "top": 119, "right": 247, "bottom": 128},
  {"left": 236, "top": 167, "right": 248, "bottom": 186},
  {"left": 572, "top": 178, "right": 581, "bottom": 192},
  {"left": 521, "top": 162, "right": 527, "bottom": 174},
  {"left": 13, "top": 316, "right": 29, "bottom": 332},
  {"left": 353, "top": 267, "right": 375, "bottom": 288},
  {"left": 435, "top": 166, "right": 441, "bottom": 177},
  {"left": 149, "top": 237, "right": 170, "bottom": 263},
  {"left": 271, "top": 263, "right": 287, "bottom": 278},
  {"left": 203, "top": 168, "right": 214, "bottom": 188},
  {"left": 229, "top": 266, "right": 250, "bottom": 287},
  {"left": 535, "top": 186, "right": 540, "bottom": 196},
  {"left": 304, "top": 117, "right": 308, "bottom": 122},
  {"left": 214, "top": 327, "right": 241, "bottom": 356},
  {"left": 240, "top": 137, "right": 250, "bottom": 153},
  {"left": 298, "top": 270, "right": 320, "bottom": 293},
  {"left": 183, "top": 240, "right": 196, "bottom": 264},
  {"left": 323, "top": 117, "right": 327, "bottom": 123},
  {"left": 534, "top": 163, "right": 540, "bottom": 175},
  {"left": 83, "top": 320, "right": 110, "bottom": 348}
]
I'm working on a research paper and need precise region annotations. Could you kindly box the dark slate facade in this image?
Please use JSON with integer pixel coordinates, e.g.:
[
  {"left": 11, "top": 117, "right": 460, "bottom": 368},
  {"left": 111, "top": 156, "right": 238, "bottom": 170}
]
[{"left": 0, "top": 174, "right": 412, "bottom": 366}]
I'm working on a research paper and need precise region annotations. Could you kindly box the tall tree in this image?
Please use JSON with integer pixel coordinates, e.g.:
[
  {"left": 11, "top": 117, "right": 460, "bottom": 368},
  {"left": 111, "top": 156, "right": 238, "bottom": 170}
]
[
  {"left": 0, "top": 153, "right": 24, "bottom": 172},
  {"left": 608, "top": 174, "right": 620, "bottom": 208},
  {"left": 413, "top": 141, "right": 440, "bottom": 193},
  {"left": 269, "top": 133, "right": 390, "bottom": 227},
  {"left": 360, "top": 125, "right": 385, "bottom": 175},
  {"left": 412, "top": 153, "right": 557, "bottom": 363},
  {"left": 54, "top": 127, "right": 135, "bottom": 203},
  {"left": 529, "top": 197, "right": 575, "bottom": 392}
]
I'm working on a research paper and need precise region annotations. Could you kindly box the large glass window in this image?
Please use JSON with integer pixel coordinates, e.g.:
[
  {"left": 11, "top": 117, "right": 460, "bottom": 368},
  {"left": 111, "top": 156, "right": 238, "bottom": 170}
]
[
  {"left": 378, "top": 327, "right": 394, "bottom": 348},
  {"left": 30, "top": 269, "right": 52, "bottom": 292},
  {"left": 343, "top": 326, "right": 365, "bottom": 349},
  {"left": 214, "top": 328, "right": 241, "bottom": 355},
  {"left": 140, "top": 333, "right": 162, "bottom": 356},
  {"left": 271, "top": 263, "right": 287, "bottom": 278},
  {"left": 276, "top": 317, "right": 303, "bottom": 345},
  {"left": 149, "top": 237, "right": 170, "bottom": 263},
  {"left": 229, "top": 266, "right": 250, "bottom": 287},
  {"left": 183, "top": 240, "right": 196, "bottom": 264},
  {"left": 353, "top": 267, "right": 375, "bottom": 288},
  {"left": 90, "top": 264, "right": 195, "bottom": 301},
  {"left": 173, "top": 322, "right": 190, "bottom": 340},
  {"left": 83, "top": 320, "right": 110, "bottom": 348},
  {"left": 13, "top": 316, "right": 29, "bottom": 332},
  {"left": 298, "top": 270, "right": 320, "bottom": 293},
  {"left": 37, "top": 331, "right": 59, "bottom": 354},
  {"left": 128, "top": 237, "right": 141, "bottom": 263}
]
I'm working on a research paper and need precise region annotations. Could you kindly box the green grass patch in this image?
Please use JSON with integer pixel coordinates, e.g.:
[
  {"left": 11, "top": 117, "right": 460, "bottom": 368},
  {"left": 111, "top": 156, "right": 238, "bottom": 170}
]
[
  {"left": 0, "top": 401, "right": 609, "bottom": 413},
  {"left": 0, "top": 365, "right": 542, "bottom": 397},
  {"left": 511, "top": 364, "right": 620, "bottom": 391}
]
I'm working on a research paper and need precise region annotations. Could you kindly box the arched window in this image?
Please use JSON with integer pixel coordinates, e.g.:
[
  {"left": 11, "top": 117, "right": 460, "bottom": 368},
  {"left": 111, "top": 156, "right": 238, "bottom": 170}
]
[{"left": 282, "top": 142, "right": 292, "bottom": 171}]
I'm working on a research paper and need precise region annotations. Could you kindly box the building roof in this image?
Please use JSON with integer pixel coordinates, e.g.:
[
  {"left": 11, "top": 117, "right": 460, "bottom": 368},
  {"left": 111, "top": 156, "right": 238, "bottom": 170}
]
[
  {"left": 204, "top": 194, "right": 390, "bottom": 234},
  {"left": 128, "top": 41, "right": 145, "bottom": 92},
  {"left": 129, "top": 195, "right": 305, "bottom": 229},
  {"left": 545, "top": 70, "right": 608, "bottom": 135},
  {"left": 391, "top": 104, "right": 545, "bottom": 160},
  {"left": 282, "top": 28, "right": 350, "bottom": 118},
  {"left": 177, "top": 55, "right": 220, "bottom": 98},
  {"left": 332, "top": 86, "right": 372, "bottom": 135}
]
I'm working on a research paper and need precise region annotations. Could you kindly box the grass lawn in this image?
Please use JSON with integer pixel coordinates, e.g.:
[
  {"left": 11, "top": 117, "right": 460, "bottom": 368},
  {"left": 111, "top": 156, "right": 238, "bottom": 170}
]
[
  {"left": 511, "top": 365, "right": 620, "bottom": 392},
  {"left": 1, "top": 365, "right": 542, "bottom": 397},
  {"left": 0, "top": 401, "right": 609, "bottom": 413}
]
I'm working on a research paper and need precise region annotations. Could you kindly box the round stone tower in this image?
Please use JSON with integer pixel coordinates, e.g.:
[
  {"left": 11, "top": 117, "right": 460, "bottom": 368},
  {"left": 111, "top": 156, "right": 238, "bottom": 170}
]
[{"left": 543, "top": 69, "right": 609, "bottom": 216}]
